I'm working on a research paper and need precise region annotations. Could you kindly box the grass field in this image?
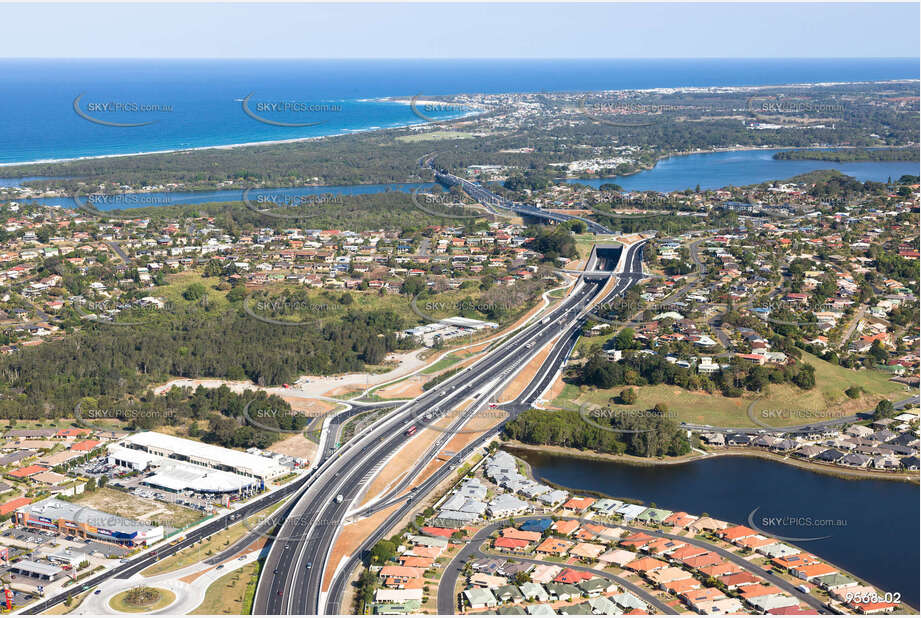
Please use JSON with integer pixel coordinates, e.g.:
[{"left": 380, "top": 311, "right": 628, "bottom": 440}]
[
  {"left": 573, "top": 234, "right": 621, "bottom": 260},
  {"left": 157, "top": 272, "right": 232, "bottom": 312},
  {"left": 395, "top": 130, "right": 476, "bottom": 143},
  {"left": 141, "top": 502, "right": 280, "bottom": 577},
  {"left": 420, "top": 354, "right": 463, "bottom": 375},
  {"left": 108, "top": 588, "right": 176, "bottom": 613},
  {"left": 42, "top": 591, "right": 92, "bottom": 615},
  {"left": 190, "top": 561, "right": 261, "bottom": 615},
  {"left": 553, "top": 351, "right": 909, "bottom": 428}
]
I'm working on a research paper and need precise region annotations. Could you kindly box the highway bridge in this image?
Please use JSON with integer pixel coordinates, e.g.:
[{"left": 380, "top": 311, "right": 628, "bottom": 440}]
[
  {"left": 421, "top": 155, "right": 614, "bottom": 235},
  {"left": 253, "top": 239, "right": 648, "bottom": 615}
]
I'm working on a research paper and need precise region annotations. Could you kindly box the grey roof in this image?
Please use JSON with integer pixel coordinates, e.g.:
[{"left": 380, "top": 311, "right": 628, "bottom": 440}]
[
  {"left": 488, "top": 494, "right": 530, "bottom": 516},
  {"left": 518, "top": 582, "right": 549, "bottom": 601},
  {"left": 611, "top": 592, "right": 646, "bottom": 611},
  {"left": 18, "top": 498, "right": 157, "bottom": 536},
  {"left": 559, "top": 602, "right": 593, "bottom": 615},
  {"left": 11, "top": 560, "right": 62, "bottom": 577},
  {"left": 464, "top": 588, "right": 497, "bottom": 606},
  {"left": 589, "top": 596, "right": 619, "bottom": 614},
  {"left": 815, "top": 573, "right": 858, "bottom": 588}
]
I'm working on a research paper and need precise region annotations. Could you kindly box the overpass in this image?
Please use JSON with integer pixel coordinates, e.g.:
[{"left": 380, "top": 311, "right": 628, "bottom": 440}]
[
  {"left": 423, "top": 156, "right": 614, "bottom": 234},
  {"left": 254, "top": 239, "right": 648, "bottom": 615}
]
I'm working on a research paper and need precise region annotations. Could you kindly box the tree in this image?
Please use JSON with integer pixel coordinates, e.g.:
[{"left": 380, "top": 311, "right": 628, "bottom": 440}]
[
  {"left": 613, "top": 328, "right": 635, "bottom": 351},
  {"left": 203, "top": 259, "right": 224, "bottom": 277},
  {"left": 874, "top": 399, "right": 894, "bottom": 420},
  {"left": 619, "top": 387, "right": 637, "bottom": 405},
  {"left": 183, "top": 282, "right": 207, "bottom": 301},
  {"left": 370, "top": 540, "right": 396, "bottom": 564}
]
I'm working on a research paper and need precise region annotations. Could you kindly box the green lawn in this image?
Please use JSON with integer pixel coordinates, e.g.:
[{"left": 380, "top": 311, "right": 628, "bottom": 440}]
[
  {"left": 108, "top": 588, "right": 176, "bottom": 613},
  {"left": 190, "top": 561, "right": 261, "bottom": 615},
  {"left": 573, "top": 235, "right": 621, "bottom": 260},
  {"left": 395, "top": 130, "right": 476, "bottom": 143},
  {"left": 553, "top": 351, "right": 909, "bottom": 428},
  {"left": 421, "top": 354, "right": 463, "bottom": 375}
]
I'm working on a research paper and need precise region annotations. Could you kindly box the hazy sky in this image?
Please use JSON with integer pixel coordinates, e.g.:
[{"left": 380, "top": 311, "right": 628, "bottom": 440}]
[{"left": 2, "top": 3, "right": 918, "bottom": 59}]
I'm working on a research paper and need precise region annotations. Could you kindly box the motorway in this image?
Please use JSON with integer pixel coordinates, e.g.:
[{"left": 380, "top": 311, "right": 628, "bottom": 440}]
[
  {"left": 421, "top": 154, "right": 614, "bottom": 235},
  {"left": 254, "top": 238, "right": 648, "bottom": 615}
]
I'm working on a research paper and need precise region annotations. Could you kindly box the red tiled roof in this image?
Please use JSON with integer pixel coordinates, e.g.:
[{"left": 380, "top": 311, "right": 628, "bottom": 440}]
[
  {"left": 9, "top": 465, "right": 48, "bottom": 478},
  {"left": 70, "top": 439, "right": 101, "bottom": 452},
  {"left": 0, "top": 497, "right": 31, "bottom": 515}
]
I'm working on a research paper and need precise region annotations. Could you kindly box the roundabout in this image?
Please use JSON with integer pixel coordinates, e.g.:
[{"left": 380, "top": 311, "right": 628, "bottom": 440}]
[{"left": 108, "top": 587, "right": 176, "bottom": 613}]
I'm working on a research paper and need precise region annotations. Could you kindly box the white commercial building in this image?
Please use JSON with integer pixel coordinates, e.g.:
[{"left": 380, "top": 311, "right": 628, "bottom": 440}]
[{"left": 117, "top": 432, "right": 287, "bottom": 484}]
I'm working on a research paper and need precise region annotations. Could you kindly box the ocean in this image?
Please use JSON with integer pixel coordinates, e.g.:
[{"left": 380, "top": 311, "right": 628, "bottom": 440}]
[{"left": 0, "top": 58, "right": 917, "bottom": 165}]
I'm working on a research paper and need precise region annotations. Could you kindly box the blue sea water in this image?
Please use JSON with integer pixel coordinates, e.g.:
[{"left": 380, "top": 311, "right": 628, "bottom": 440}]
[{"left": 0, "top": 58, "right": 917, "bottom": 165}]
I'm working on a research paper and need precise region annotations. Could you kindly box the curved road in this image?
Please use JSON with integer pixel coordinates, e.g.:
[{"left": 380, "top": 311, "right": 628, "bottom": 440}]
[
  {"left": 255, "top": 240, "right": 649, "bottom": 615},
  {"left": 436, "top": 516, "right": 829, "bottom": 615},
  {"left": 437, "top": 520, "right": 677, "bottom": 615}
]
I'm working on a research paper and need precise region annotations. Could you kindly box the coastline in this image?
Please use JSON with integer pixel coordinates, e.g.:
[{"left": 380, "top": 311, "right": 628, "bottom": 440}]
[
  {"left": 504, "top": 441, "right": 921, "bottom": 484},
  {"left": 0, "top": 105, "right": 483, "bottom": 169},
  {"left": 2, "top": 76, "right": 916, "bottom": 170}
]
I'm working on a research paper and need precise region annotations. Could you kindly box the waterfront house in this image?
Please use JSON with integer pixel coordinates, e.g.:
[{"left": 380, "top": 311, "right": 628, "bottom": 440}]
[
  {"left": 791, "top": 562, "right": 839, "bottom": 581},
  {"left": 814, "top": 572, "right": 858, "bottom": 591},
  {"left": 815, "top": 448, "right": 845, "bottom": 463}
]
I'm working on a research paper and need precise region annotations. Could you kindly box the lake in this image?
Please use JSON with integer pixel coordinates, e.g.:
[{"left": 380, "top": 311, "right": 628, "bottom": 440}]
[
  {"left": 518, "top": 450, "right": 920, "bottom": 609},
  {"left": 12, "top": 182, "right": 436, "bottom": 210},
  {"left": 564, "top": 149, "right": 920, "bottom": 192},
  {"left": 9, "top": 148, "right": 920, "bottom": 210}
]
